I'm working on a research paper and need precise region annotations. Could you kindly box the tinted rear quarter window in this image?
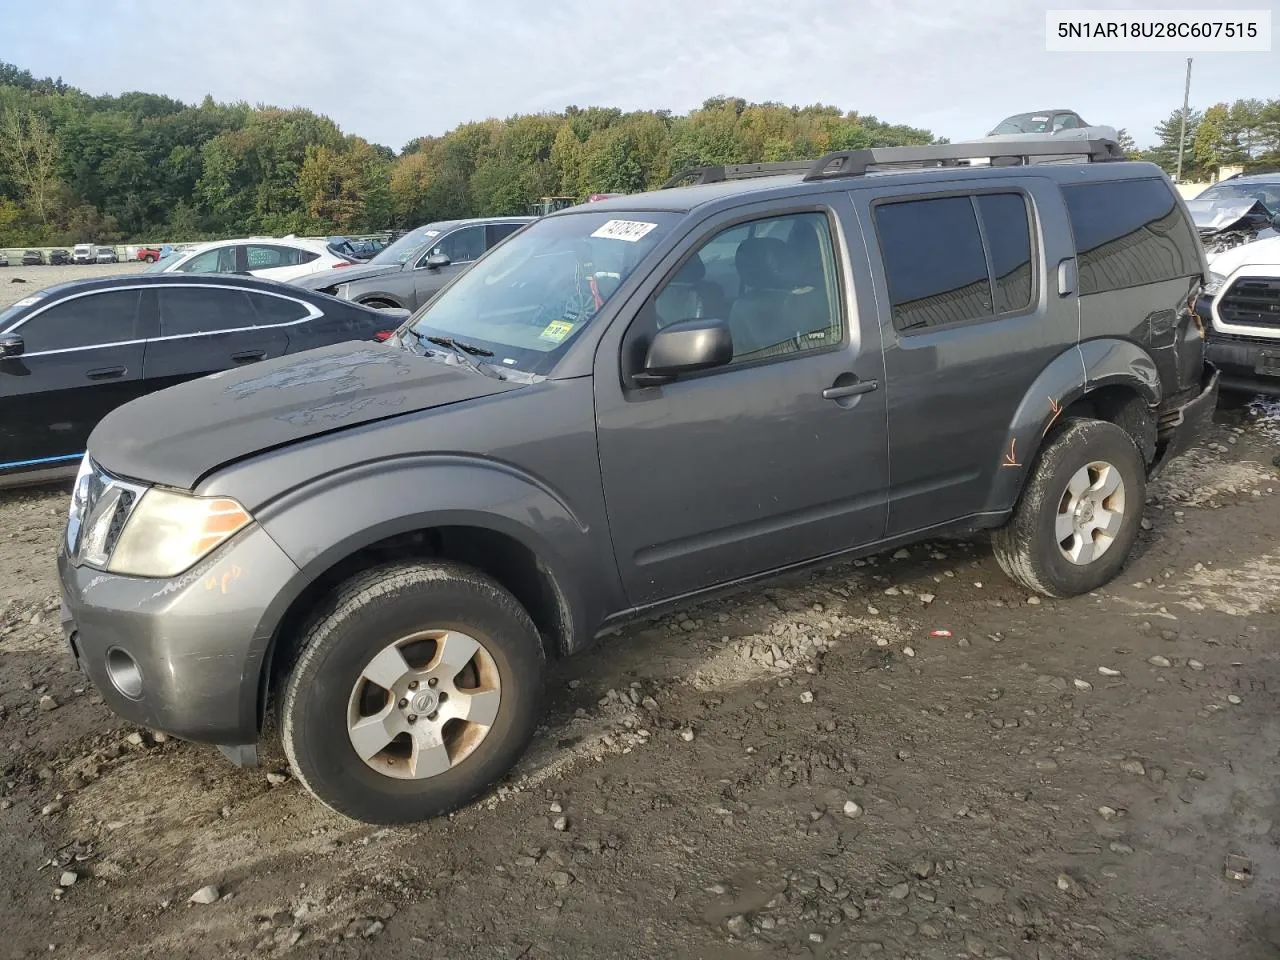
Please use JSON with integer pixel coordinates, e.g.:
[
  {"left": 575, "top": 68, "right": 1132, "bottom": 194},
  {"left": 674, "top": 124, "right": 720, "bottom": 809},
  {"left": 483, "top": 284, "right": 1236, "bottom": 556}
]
[
  {"left": 18, "top": 291, "right": 141, "bottom": 352},
  {"left": 1062, "top": 179, "right": 1201, "bottom": 295},
  {"left": 976, "top": 193, "right": 1034, "bottom": 314},
  {"left": 249, "top": 293, "right": 310, "bottom": 326},
  {"left": 158, "top": 287, "right": 260, "bottom": 336}
]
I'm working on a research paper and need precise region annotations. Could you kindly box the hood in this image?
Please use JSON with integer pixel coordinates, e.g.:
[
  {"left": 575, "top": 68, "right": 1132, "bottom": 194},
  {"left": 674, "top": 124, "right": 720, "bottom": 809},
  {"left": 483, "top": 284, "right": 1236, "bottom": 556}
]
[
  {"left": 293, "top": 262, "right": 405, "bottom": 291},
  {"left": 1205, "top": 234, "right": 1280, "bottom": 275},
  {"left": 89, "top": 342, "right": 521, "bottom": 490},
  {"left": 1187, "top": 197, "right": 1271, "bottom": 234}
]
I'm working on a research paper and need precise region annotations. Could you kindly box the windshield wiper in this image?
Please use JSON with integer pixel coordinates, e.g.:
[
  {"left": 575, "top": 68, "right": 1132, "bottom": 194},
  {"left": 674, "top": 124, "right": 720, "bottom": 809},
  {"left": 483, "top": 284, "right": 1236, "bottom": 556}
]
[
  {"left": 427, "top": 336, "right": 494, "bottom": 358},
  {"left": 418, "top": 334, "right": 504, "bottom": 380}
]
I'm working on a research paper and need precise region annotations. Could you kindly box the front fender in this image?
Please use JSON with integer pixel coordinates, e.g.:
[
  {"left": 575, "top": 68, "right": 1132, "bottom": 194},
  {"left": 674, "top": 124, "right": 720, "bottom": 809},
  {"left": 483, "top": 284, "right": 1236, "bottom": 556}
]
[{"left": 250, "top": 455, "right": 615, "bottom": 657}]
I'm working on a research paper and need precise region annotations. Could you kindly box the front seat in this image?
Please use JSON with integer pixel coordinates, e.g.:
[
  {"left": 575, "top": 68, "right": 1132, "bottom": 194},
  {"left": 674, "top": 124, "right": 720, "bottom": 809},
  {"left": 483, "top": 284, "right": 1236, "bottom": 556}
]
[{"left": 728, "top": 237, "right": 793, "bottom": 358}]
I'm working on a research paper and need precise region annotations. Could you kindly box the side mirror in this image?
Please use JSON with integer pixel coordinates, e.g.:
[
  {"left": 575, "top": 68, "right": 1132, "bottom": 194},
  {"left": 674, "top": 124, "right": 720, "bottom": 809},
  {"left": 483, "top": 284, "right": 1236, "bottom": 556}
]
[
  {"left": 0, "top": 334, "right": 24, "bottom": 359},
  {"left": 426, "top": 253, "right": 451, "bottom": 269},
  {"left": 1271, "top": 213, "right": 1280, "bottom": 232},
  {"left": 634, "top": 318, "right": 733, "bottom": 386}
]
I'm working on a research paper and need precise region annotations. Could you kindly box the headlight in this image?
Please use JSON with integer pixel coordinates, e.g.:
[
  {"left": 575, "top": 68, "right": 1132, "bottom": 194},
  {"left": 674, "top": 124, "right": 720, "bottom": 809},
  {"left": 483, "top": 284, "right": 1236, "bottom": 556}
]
[
  {"left": 1202, "top": 272, "right": 1227, "bottom": 297},
  {"left": 106, "top": 489, "right": 253, "bottom": 578}
]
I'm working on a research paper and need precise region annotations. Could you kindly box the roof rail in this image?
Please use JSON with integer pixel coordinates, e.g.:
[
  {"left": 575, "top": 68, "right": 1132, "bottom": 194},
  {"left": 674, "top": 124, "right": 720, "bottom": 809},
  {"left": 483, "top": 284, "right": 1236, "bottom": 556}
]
[
  {"left": 661, "top": 161, "right": 814, "bottom": 189},
  {"left": 659, "top": 138, "right": 1124, "bottom": 190},
  {"left": 801, "top": 138, "right": 1124, "bottom": 181}
]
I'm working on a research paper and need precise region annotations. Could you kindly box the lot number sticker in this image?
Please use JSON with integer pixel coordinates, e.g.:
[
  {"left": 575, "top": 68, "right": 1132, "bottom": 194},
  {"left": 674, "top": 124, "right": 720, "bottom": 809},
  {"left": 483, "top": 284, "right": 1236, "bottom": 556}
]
[{"left": 590, "top": 220, "right": 658, "bottom": 243}]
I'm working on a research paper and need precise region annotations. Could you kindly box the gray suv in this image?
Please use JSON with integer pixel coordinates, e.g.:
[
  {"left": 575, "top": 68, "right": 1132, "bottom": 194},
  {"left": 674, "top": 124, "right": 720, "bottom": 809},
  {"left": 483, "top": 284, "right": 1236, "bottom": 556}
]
[
  {"left": 292, "top": 217, "right": 534, "bottom": 311},
  {"left": 59, "top": 139, "right": 1218, "bottom": 825}
]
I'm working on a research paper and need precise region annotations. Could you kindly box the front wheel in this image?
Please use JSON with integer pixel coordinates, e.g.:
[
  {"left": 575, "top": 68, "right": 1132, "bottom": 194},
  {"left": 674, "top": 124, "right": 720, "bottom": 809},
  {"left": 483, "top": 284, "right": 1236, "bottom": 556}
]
[
  {"left": 992, "top": 419, "right": 1146, "bottom": 598},
  {"left": 281, "top": 561, "right": 544, "bottom": 824}
]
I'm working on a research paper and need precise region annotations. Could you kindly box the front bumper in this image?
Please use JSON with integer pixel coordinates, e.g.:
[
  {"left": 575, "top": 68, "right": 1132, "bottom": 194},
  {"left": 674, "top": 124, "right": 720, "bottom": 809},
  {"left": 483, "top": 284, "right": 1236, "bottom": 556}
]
[
  {"left": 1150, "top": 364, "right": 1219, "bottom": 478},
  {"left": 58, "top": 523, "right": 301, "bottom": 748},
  {"left": 1206, "top": 338, "right": 1280, "bottom": 396}
]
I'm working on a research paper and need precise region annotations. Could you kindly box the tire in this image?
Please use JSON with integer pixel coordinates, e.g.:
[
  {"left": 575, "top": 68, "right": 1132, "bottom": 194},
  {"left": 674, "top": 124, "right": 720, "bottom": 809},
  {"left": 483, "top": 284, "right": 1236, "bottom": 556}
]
[
  {"left": 992, "top": 419, "right": 1146, "bottom": 598},
  {"left": 358, "top": 297, "right": 399, "bottom": 310},
  {"left": 281, "top": 561, "right": 544, "bottom": 824}
]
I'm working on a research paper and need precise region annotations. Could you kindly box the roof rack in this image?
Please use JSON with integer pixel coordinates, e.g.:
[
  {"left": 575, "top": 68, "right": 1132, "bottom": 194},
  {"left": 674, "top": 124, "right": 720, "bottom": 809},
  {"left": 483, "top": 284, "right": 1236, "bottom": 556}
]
[{"left": 661, "top": 138, "right": 1124, "bottom": 189}]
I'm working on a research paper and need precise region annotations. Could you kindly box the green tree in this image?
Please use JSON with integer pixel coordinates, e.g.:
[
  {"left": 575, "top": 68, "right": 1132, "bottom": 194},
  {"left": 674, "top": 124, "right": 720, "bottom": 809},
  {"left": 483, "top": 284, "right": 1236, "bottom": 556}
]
[{"left": 0, "top": 107, "right": 61, "bottom": 223}]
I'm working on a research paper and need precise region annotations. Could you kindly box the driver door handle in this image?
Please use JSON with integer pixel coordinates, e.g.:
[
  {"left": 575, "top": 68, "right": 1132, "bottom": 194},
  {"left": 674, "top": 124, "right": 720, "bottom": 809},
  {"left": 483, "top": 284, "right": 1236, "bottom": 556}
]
[
  {"left": 822, "top": 378, "right": 879, "bottom": 400},
  {"left": 232, "top": 350, "right": 266, "bottom": 364}
]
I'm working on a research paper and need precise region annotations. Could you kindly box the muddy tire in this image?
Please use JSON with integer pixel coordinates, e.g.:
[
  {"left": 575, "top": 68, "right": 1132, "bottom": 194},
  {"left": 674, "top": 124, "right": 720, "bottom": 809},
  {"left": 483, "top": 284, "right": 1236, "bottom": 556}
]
[
  {"left": 281, "top": 561, "right": 544, "bottom": 825},
  {"left": 992, "top": 419, "right": 1146, "bottom": 598}
]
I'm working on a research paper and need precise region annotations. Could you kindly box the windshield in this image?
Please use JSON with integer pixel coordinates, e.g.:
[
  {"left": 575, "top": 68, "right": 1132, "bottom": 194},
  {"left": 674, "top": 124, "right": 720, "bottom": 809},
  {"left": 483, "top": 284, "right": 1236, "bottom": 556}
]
[
  {"left": 370, "top": 225, "right": 446, "bottom": 266},
  {"left": 1195, "top": 181, "right": 1280, "bottom": 210},
  {"left": 404, "top": 211, "right": 679, "bottom": 376},
  {"left": 145, "top": 254, "right": 181, "bottom": 273},
  {"left": 990, "top": 112, "right": 1054, "bottom": 134}
]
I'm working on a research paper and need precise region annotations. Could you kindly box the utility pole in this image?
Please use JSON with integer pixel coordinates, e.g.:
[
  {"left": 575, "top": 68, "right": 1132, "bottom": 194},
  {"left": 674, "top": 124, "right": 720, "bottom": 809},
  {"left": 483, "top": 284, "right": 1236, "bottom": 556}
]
[{"left": 1175, "top": 57, "right": 1192, "bottom": 182}]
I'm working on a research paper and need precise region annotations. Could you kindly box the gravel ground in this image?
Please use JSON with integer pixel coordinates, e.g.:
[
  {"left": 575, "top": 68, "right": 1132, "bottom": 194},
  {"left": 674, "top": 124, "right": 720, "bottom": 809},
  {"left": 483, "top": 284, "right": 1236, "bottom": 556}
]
[
  {"left": 1, "top": 264, "right": 1279, "bottom": 958},
  {"left": 0, "top": 262, "right": 148, "bottom": 309}
]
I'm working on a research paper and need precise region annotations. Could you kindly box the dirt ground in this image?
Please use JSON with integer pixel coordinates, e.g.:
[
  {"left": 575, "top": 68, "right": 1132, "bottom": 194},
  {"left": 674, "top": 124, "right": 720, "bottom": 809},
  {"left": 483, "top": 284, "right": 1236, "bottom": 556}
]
[
  {"left": 2, "top": 264, "right": 1279, "bottom": 958},
  {"left": 1, "top": 262, "right": 149, "bottom": 310}
]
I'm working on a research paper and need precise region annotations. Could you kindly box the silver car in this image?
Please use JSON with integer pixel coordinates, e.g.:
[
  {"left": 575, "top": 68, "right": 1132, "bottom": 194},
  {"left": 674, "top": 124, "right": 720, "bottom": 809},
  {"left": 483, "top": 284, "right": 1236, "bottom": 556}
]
[{"left": 292, "top": 217, "right": 535, "bottom": 310}]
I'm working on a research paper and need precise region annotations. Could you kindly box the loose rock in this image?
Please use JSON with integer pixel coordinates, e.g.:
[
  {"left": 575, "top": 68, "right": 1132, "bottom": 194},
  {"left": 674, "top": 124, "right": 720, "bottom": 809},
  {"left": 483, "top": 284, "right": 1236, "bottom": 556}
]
[
  {"left": 37, "top": 696, "right": 58, "bottom": 713},
  {"left": 1147, "top": 656, "right": 1172, "bottom": 668},
  {"left": 843, "top": 800, "right": 863, "bottom": 818},
  {"left": 1120, "top": 759, "right": 1146, "bottom": 776},
  {"left": 189, "top": 885, "right": 221, "bottom": 905},
  {"left": 1098, "top": 667, "right": 1122, "bottom": 677},
  {"left": 58, "top": 871, "right": 77, "bottom": 888}
]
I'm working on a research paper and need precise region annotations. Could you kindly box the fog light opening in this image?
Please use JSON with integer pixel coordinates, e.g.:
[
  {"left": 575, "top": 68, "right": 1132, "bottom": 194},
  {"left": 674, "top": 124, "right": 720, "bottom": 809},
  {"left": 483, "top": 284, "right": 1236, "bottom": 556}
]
[{"left": 105, "top": 648, "right": 143, "bottom": 700}]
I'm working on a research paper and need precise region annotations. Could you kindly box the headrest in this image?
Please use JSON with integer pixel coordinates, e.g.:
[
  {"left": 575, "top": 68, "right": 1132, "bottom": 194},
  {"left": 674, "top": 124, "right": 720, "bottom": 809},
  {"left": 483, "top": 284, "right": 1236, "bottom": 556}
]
[
  {"left": 735, "top": 237, "right": 790, "bottom": 289},
  {"left": 673, "top": 254, "right": 706, "bottom": 282}
]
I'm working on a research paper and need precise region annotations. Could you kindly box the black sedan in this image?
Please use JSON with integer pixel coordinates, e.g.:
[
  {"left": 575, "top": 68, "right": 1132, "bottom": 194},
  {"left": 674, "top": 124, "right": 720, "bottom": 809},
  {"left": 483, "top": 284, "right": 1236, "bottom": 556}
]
[
  {"left": 0, "top": 273, "right": 408, "bottom": 487},
  {"left": 50, "top": 249, "right": 72, "bottom": 265}
]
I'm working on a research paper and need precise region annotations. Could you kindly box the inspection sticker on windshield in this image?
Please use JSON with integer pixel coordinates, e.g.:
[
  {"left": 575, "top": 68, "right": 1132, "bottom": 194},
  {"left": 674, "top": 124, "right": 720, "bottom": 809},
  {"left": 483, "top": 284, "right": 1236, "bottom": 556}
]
[
  {"left": 539, "top": 320, "right": 576, "bottom": 343},
  {"left": 591, "top": 219, "right": 658, "bottom": 243}
]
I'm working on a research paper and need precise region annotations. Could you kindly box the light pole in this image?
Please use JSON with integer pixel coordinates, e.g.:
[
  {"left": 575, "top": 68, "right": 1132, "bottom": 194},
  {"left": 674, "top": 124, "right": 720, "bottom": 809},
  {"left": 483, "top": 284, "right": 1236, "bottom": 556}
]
[{"left": 1175, "top": 57, "right": 1192, "bottom": 183}]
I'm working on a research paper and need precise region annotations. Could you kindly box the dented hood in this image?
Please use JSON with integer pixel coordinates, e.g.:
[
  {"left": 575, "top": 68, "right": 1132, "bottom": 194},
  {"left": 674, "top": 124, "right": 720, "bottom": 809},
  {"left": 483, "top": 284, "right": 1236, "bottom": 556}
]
[
  {"left": 1186, "top": 197, "right": 1271, "bottom": 234},
  {"left": 89, "top": 342, "right": 521, "bottom": 489}
]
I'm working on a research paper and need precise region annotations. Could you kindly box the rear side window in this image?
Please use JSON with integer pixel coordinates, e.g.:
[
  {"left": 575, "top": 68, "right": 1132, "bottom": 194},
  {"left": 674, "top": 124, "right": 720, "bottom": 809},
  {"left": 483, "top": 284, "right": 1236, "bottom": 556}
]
[
  {"left": 157, "top": 287, "right": 259, "bottom": 336},
  {"left": 977, "top": 194, "right": 1034, "bottom": 314},
  {"left": 18, "top": 291, "right": 141, "bottom": 352},
  {"left": 1062, "top": 179, "right": 1201, "bottom": 295},
  {"left": 487, "top": 223, "right": 522, "bottom": 247},
  {"left": 248, "top": 292, "right": 311, "bottom": 326},
  {"left": 876, "top": 192, "right": 1037, "bottom": 332},
  {"left": 876, "top": 196, "right": 992, "bottom": 332},
  {"left": 177, "top": 246, "right": 236, "bottom": 274},
  {"left": 245, "top": 244, "right": 302, "bottom": 269}
]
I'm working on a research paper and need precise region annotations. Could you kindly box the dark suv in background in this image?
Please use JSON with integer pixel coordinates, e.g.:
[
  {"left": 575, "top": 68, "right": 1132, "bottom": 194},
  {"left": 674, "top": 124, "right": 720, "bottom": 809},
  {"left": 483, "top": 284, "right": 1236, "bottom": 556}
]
[
  {"left": 60, "top": 138, "right": 1215, "bottom": 825},
  {"left": 292, "top": 216, "right": 534, "bottom": 310}
]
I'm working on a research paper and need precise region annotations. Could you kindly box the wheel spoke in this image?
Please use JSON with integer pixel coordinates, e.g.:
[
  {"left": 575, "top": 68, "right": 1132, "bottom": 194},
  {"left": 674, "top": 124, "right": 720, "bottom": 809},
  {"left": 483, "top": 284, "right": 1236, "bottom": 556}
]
[
  {"left": 429, "top": 631, "right": 480, "bottom": 679},
  {"left": 1066, "top": 533, "right": 1095, "bottom": 565},
  {"left": 1094, "top": 508, "right": 1123, "bottom": 538},
  {"left": 361, "top": 644, "right": 413, "bottom": 691},
  {"left": 1055, "top": 509, "right": 1076, "bottom": 543},
  {"left": 1091, "top": 464, "right": 1123, "bottom": 499},
  {"left": 348, "top": 705, "right": 405, "bottom": 761},
  {"left": 454, "top": 687, "right": 501, "bottom": 727},
  {"left": 408, "top": 728, "right": 453, "bottom": 779},
  {"left": 1065, "top": 467, "right": 1091, "bottom": 501}
]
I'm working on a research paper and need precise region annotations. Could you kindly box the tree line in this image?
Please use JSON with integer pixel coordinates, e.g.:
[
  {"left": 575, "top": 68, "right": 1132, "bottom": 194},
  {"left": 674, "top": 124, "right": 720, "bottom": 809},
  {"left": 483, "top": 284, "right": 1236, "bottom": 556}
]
[{"left": 1, "top": 59, "right": 1278, "bottom": 247}]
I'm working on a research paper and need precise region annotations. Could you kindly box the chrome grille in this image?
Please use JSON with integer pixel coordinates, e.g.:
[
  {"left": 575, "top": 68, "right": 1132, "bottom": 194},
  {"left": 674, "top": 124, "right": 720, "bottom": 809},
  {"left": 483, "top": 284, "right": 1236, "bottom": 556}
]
[
  {"left": 1219, "top": 277, "right": 1280, "bottom": 329},
  {"left": 65, "top": 458, "right": 147, "bottom": 566}
]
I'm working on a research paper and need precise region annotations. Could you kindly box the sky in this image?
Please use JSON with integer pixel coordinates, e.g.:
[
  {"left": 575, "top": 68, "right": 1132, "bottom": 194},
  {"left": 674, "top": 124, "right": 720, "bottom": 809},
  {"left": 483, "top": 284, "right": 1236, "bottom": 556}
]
[{"left": 2, "top": 0, "right": 1276, "bottom": 151}]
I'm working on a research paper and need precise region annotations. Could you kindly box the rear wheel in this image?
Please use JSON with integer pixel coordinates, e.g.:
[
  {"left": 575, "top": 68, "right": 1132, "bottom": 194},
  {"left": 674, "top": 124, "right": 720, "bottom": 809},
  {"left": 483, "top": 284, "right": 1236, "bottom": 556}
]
[
  {"left": 281, "top": 561, "right": 544, "bottom": 824},
  {"left": 992, "top": 419, "right": 1146, "bottom": 598},
  {"left": 358, "top": 297, "right": 400, "bottom": 310}
]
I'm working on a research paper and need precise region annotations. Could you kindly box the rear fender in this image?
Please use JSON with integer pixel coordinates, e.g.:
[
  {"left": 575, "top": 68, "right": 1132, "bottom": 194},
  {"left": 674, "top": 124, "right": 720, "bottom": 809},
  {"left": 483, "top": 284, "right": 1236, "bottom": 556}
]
[{"left": 982, "top": 341, "right": 1160, "bottom": 514}]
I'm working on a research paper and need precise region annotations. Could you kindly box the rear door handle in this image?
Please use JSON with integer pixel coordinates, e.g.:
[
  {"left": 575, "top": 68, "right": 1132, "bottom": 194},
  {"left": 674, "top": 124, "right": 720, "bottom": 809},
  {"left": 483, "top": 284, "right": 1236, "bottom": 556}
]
[
  {"left": 822, "top": 379, "right": 879, "bottom": 400},
  {"left": 86, "top": 366, "right": 126, "bottom": 380},
  {"left": 232, "top": 350, "right": 266, "bottom": 364}
]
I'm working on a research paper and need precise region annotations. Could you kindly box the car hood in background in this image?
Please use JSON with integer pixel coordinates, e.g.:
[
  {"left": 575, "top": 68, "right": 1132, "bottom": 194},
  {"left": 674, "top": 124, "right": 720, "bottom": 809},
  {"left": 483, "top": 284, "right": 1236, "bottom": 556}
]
[
  {"left": 89, "top": 342, "right": 521, "bottom": 489},
  {"left": 1203, "top": 234, "right": 1280, "bottom": 275},
  {"left": 292, "top": 262, "right": 405, "bottom": 291},
  {"left": 1186, "top": 198, "right": 1272, "bottom": 234}
]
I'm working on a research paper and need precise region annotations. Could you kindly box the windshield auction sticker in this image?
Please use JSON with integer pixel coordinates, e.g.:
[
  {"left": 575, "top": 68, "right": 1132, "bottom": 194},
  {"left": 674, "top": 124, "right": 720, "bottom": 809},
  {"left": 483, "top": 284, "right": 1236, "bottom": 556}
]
[
  {"left": 539, "top": 320, "right": 575, "bottom": 343},
  {"left": 590, "top": 220, "right": 658, "bottom": 242},
  {"left": 1046, "top": 9, "right": 1271, "bottom": 51}
]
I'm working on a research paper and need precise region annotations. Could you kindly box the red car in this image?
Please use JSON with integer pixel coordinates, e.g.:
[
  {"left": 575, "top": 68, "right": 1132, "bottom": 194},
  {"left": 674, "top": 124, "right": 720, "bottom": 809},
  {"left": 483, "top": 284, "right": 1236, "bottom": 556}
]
[{"left": 135, "top": 246, "right": 165, "bottom": 263}]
